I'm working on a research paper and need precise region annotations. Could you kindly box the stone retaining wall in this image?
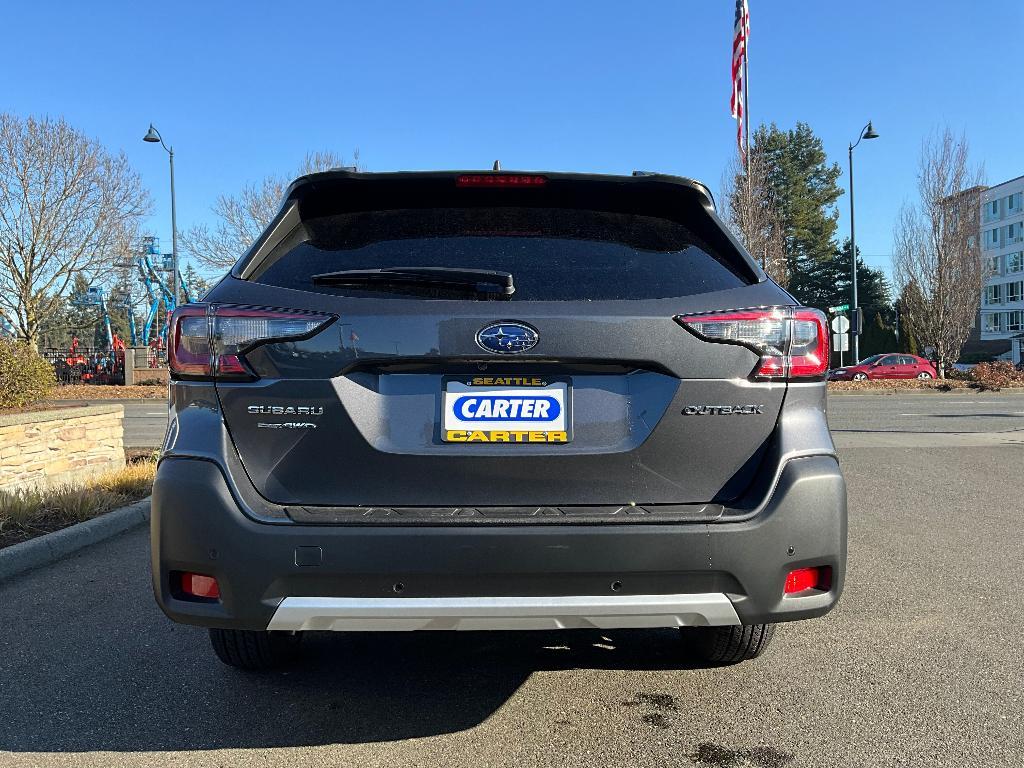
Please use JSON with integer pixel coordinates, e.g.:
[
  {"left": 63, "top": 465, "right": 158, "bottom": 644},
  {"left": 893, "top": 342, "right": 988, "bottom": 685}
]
[{"left": 0, "top": 405, "right": 125, "bottom": 492}]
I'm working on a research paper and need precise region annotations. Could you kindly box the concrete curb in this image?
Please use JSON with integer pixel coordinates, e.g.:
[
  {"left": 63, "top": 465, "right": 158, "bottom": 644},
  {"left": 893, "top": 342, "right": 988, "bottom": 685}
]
[{"left": 0, "top": 497, "right": 151, "bottom": 583}]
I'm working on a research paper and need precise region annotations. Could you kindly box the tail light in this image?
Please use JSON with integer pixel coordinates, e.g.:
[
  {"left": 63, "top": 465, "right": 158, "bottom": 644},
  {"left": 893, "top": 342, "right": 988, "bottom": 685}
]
[
  {"left": 169, "top": 304, "right": 334, "bottom": 380},
  {"left": 676, "top": 307, "right": 829, "bottom": 381}
]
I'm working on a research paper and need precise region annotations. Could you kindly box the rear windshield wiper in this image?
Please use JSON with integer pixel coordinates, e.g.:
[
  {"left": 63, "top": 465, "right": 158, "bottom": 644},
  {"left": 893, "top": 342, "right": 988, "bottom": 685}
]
[{"left": 311, "top": 266, "right": 515, "bottom": 298}]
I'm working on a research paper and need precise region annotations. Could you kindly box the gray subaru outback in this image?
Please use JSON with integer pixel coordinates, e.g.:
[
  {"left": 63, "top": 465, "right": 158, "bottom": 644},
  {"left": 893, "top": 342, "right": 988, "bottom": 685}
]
[{"left": 151, "top": 170, "right": 846, "bottom": 670}]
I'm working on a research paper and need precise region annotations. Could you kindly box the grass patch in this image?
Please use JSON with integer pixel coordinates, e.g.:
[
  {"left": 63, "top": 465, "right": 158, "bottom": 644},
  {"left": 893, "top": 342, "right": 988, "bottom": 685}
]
[{"left": 0, "top": 457, "right": 156, "bottom": 550}]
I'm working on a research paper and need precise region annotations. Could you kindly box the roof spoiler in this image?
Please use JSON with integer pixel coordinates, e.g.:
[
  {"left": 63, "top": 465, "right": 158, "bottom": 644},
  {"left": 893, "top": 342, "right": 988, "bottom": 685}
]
[{"left": 234, "top": 171, "right": 762, "bottom": 283}]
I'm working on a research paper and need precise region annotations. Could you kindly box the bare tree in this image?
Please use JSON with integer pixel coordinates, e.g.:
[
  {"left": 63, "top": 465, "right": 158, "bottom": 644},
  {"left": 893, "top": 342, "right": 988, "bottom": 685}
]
[
  {"left": 893, "top": 129, "right": 984, "bottom": 378},
  {"left": 181, "top": 150, "right": 360, "bottom": 271},
  {"left": 721, "top": 146, "right": 788, "bottom": 286},
  {"left": 0, "top": 114, "right": 150, "bottom": 347}
]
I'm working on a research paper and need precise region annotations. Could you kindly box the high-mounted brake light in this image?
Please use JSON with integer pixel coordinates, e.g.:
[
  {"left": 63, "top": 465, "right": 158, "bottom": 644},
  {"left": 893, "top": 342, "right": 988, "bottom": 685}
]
[
  {"left": 456, "top": 174, "right": 547, "bottom": 188},
  {"left": 169, "top": 304, "right": 333, "bottom": 380},
  {"left": 675, "top": 307, "right": 829, "bottom": 381}
]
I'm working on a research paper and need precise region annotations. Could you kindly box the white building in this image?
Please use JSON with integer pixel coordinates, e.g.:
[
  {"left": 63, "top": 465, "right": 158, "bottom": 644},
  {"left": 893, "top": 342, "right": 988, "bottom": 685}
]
[{"left": 979, "top": 175, "right": 1024, "bottom": 364}]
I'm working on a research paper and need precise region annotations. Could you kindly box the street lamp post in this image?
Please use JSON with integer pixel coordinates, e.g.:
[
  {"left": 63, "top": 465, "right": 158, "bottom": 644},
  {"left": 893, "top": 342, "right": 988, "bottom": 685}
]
[
  {"left": 143, "top": 124, "right": 179, "bottom": 308},
  {"left": 848, "top": 120, "right": 879, "bottom": 364}
]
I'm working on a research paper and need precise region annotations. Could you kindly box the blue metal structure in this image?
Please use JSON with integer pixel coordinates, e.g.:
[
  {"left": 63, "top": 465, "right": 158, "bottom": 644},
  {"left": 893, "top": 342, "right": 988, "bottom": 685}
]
[
  {"left": 125, "top": 302, "right": 138, "bottom": 346},
  {"left": 70, "top": 285, "right": 114, "bottom": 348},
  {"left": 113, "top": 236, "right": 194, "bottom": 346},
  {"left": 108, "top": 289, "right": 138, "bottom": 348},
  {"left": 177, "top": 269, "right": 196, "bottom": 304}
]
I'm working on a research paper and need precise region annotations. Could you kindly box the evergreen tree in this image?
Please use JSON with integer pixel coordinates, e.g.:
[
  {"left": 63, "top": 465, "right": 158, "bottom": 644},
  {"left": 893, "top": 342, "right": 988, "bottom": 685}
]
[
  {"left": 796, "top": 239, "right": 892, "bottom": 319},
  {"left": 35, "top": 295, "right": 74, "bottom": 350},
  {"left": 895, "top": 282, "right": 924, "bottom": 355},
  {"left": 65, "top": 274, "right": 132, "bottom": 348},
  {"left": 754, "top": 122, "right": 844, "bottom": 306},
  {"left": 103, "top": 301, "right": 132, "bottom": 348},
  {"left": 797, "top": 247, "right": 849, "bottom": 310},
  {"left": 183, "top": 262, "right": 212, "bottom": 301},
  {"left": 900, "top": 322, "right": 920, "bottom": 356},
  {"left": 66, "top": 274, "right": 98, "bottom": 346},
  {"left": 859, "top": 311, "right": 898, "bottom": 358},
  {"left": 108, "top": 274, "right": 140, "bottom": 346},
  {"left": 834, "top": 239, "right": 894, "bottom": 326}
]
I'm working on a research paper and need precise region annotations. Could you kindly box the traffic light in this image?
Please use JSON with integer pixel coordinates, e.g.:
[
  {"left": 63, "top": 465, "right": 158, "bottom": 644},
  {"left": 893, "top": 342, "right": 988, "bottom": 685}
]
[{"left": 849, "top": 308, "right": 864, "bottom": 336}]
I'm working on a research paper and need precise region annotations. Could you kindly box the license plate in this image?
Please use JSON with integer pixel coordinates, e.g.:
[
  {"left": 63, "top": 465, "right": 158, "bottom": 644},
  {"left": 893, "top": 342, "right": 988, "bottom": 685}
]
[{"left": 442, "top": 376, "right": 572, "bottom": 443}]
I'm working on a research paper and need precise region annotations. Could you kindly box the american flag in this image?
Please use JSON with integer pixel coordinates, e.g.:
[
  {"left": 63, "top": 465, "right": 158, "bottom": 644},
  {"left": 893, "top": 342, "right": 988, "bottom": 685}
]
[{"left": 731, "top": 0, "right": 750, "bottom": 161}]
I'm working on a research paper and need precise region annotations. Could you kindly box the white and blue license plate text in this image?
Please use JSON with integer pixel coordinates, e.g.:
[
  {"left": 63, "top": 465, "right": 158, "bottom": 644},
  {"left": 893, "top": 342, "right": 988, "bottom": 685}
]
[{"left": 442, "top": 377, "right": 570, "bottom": 443}]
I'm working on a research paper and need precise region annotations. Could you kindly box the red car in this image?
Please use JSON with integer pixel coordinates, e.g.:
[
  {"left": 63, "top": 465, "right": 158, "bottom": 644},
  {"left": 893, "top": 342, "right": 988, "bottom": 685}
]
[{"left": 828, "top": 354, "right": 937, "bottom": 381}]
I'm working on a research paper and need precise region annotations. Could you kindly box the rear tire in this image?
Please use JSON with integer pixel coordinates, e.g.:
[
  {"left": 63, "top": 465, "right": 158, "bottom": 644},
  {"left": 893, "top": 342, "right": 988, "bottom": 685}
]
[
  {"left": 684, "top": 623, "right": 776, "bottom": 665},
  {"left": 208, "top": 628, "right": 302, "bottom": 670},
  {"left": 917, "top": 372, "right": 932, "bottom": 379}
]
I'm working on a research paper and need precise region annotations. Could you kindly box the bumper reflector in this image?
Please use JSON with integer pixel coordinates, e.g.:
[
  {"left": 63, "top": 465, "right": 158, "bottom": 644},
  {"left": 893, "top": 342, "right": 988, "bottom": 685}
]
[
  {"left": 784, "top": 566, "right": 831, "bottom": 595},
  {"left": 181, "top": 572, "right": 220, "bottom": 599}
]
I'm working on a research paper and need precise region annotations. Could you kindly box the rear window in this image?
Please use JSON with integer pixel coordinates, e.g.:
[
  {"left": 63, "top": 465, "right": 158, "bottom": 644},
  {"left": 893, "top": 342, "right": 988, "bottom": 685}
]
[{"left": 250, "top": 207, "right": 749, "bottom": 301}]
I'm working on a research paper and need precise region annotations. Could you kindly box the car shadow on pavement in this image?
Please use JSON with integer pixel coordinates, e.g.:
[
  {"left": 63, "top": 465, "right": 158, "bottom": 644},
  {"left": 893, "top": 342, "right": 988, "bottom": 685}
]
[{"left": 0, "top": 621, "right": 704, "bottom": 752}]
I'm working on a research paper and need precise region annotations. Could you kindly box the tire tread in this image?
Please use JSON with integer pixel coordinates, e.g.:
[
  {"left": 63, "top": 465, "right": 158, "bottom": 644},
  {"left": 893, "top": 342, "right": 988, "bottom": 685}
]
[
  {"left": 208, "top": 628, "right": 299, "bottom": 670},
  {"left": 686, "top": 623, "right": 776, "bottom": 665}
]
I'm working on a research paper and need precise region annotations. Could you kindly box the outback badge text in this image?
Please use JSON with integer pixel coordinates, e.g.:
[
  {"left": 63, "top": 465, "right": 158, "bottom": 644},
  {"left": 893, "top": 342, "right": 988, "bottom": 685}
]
[{"left": 682, "top": 404, "right": 766, "bottom": 415}]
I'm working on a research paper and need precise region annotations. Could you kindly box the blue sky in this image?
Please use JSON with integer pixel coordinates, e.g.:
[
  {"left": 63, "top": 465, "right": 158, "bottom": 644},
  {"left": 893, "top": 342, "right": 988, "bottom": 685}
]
[{"left": 4, "top": 1, "right": 1022, "bottom": 280}]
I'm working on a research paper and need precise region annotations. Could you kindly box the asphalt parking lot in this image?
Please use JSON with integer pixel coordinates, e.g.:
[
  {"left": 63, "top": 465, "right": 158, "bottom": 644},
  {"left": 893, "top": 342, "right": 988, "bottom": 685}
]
[{"left": 1, "top": 392, "right": 1022, "bottom": 767}]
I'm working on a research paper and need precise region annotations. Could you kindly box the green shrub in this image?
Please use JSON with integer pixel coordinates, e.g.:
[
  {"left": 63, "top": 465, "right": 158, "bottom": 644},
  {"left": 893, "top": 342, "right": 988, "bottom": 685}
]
[{"left": 0, "top": 338, "right": 56, "bottom": 409}]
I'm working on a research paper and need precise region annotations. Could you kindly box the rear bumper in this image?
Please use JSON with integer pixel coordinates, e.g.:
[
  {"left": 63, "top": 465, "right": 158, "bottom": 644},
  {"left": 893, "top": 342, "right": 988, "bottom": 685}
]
[
  {"left": 267, "top": 594, "right": 741, "bottom": 631},
  {"left": 151, "top": 455, "right": 846, "bottom": 631}
]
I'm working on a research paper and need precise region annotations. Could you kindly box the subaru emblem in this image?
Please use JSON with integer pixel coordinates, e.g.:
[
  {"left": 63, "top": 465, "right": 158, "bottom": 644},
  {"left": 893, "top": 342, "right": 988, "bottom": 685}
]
[{"left": 475, "top": 322, "right": 539, "bottom": 354}]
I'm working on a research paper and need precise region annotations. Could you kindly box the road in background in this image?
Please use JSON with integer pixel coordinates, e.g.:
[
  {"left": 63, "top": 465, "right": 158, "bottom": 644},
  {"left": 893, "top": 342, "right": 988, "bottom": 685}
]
[
  {"left": 828, "top": 393, "right": 1024, "bottom": 449},
  {"left": 4, "top": 393, "right": 1020, "bottom": 766},
  {"left": 60, "top": 400, "right": 167, "bottom": 449},
  {"left": 828, "top": 392, "right": 1024, "bottom": 434}
]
